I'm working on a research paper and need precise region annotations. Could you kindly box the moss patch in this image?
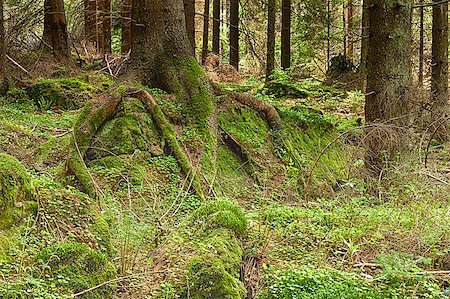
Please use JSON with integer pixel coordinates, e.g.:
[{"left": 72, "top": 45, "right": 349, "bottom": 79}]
[
  {"left": 35, "top": 242, "right": 117, "bottom": 298},
  {"left": 28, "top": 77, "right": 96, "bottom": 111},
  {"left": 0, "top": 153, "right": 36, "bottom": 229}
]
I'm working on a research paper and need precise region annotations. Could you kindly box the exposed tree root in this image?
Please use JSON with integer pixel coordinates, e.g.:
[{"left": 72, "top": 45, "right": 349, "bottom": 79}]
[
  {"left": 219, "top": 126, "right": 259, "bottom": 183},
  {"left": 230, "top": 91, "right": 283, "bottom": 133},
  {"left": 129, "top": 88, "right": 204, "bottom": 198},
  {"left": 64, "top": 96, "right": 122, "bottom": 197},
  {"left": 64, "top": 89, "right": 205, "bottom": 199}
]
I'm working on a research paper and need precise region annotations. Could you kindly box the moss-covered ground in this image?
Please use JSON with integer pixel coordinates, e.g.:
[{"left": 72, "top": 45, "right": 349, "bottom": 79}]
[{"left": 0, "top": 68, "right": 449, "bottom": 299}]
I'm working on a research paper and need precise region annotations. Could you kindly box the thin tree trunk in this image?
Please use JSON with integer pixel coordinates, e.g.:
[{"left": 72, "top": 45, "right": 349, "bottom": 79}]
[
  {"left": 418, "top": 0, "right": 424, "bottom": 86},
  {"left": 347, "top": 0, "right": 353, "bottom": 60},
  {"left": 343, "top": 1, "right": 346, "bottom": 55},
  {"left": 212, "top": 0, "right": 220, "bottom": 54},
  {"left": 184, "top": 0, "right": 195, "bottom": 53},
  {"left": 0, "top": 0, "right": 6, "bottom": 94},
  {"left": 360, "top": 0, "right": 369, "bottom": 91},
  {"left": 100, "top": 0, "right": 111, "bottom": 54},
  {"left": 327, "top": 0, "right": 331, "bottom": 68},
  {"left": 201, "top": 0, "right": 210, "bottom": 64},
  {"left": 43, "top": 0, "right": 69, "bottom": 60},
  {"left": 431, "top": 1, "right": 449, "bottom": 140},
  {"left": 266, "top": 0, "right": 275, "bottom": 80},
  {"left": 281, "top": 0, "right": 290, "bottom": 69},
  {"left": 365, "top": 0, "right": 412, "bottom": 174},
  {"left": 121, "top": 0, "right": 132, "bottom": 54},
  {"left": 229, "top": 0, "right": 239, "bottom": 70}
]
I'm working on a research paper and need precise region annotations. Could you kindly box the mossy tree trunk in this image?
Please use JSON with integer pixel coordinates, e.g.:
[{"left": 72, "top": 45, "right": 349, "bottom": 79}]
[
  {"left": 0, "top": 0, "right": 6, "bottom": 95},
  {"left": 431, "top": 2, "right": 449, "bottom": 141},
  {"left": 365, "top": 0, "right": 412, "bottom": 174},
  {"left": 43, "top": 0, "right": 69, "bottom": 60}
]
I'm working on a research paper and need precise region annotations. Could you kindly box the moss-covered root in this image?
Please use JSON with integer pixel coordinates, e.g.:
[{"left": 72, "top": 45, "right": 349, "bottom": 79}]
[
  {"left": 230, "top": 92, "right": 283, "bottom": 134},
  {"left": 64, "top": 97, "right": 121, "bottom": 197},
  {"left": 35, "top": 242, "right": 117, "bottom": 298},
  {"left": 0, "top": 153, "right": 36, "bottom": 229},
  {"left": 129, "top": 89, "right": 204, "bottom": 198}
]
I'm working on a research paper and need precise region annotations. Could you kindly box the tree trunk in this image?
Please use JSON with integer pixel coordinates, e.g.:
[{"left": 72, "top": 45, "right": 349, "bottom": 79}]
[
  {"left": 84, "top": 0, "right": 97, "bottom": 44},
  {"left": 201, "top": 0, "right": 210, "bottom": 64},
  {"left": 121, "top": 0, "right": 132, "bottom": 54},
  {"left": 418, "top": 0, "right": 424, "bottom": 86},
  {"left": 326, "top": 0, "right": 331, "bottom": 68},
  {"left": 212, "top": 0, "right": 220, "bottom": 54},
  {"left": 184, "top": 0, "right": 196, "bottom": 53},
  {"left": 0, "top": 0, "right": 6, "bottom": 94},
  {"left": 281, "top": 0, "right": 290, "bottom": 69},
  {"left": 100, "top": 0, "right": 111, "bottom": 54},
  {"left": 346, "top": 0, "right": 353, "bottom": 61},
  {"left": 43, "top": 0, "right": 69, "bottom": 60},
  {"left": 431, "top": 1, "right": 449, "bottom": 140},
  {"left": 266, "top": 0, "right": 275, "bottom": 80},
  {"left": 365, "top": 0, "right": 412, "bottom": 174},
  {"left": 359, "top": 0, "right": 369, "bottom": 91},
  {"left": 229, "top": 0, "right": 239, "bottom": 70}
]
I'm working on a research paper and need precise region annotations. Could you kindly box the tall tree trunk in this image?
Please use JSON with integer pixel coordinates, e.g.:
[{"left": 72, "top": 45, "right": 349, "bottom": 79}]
[
  {"left": 431, "top": 1, "right": 449, "bottom": 140},
  {"left": 201, "top": 0, "right": 210, "bottom": 64},
  {"left": 43, "top": 0, "right": 69, "bottom": 60},
  {"left": 121, "top": 0, "right": 132, "bottom": 54},
  {"left": 184, "top": 0, "right": 195, "bottom": 53},
  {"left": 229, "top": 0, "right": 239, "bottom": 70},
  {"left": 0, "top": 0, "right": 6, "bottom": 94},
  {"left": 84, "top": 0, "right": 97, "bottom": 44},
  {"left": 418, "top": 0, "right": 424, "bottom": 86},
  {"left": 266, "top": 0, "right": 275, "bottom": 80},
  {"left": 281, "top": 0, "right": 290, "bottom": 69},
  {"left": 326, "top": 0, "right": 331, "bottom": 68},
  {"left": 346, "top": 0, "right": 353, "bottom": 60},
  {"left": 365, "top": 0, "right": 412, "bottom": 174},
  {"left": 212, "top": 0, "right": 220, "bottom": 54},
  {"left": 359, "top": 0, "right": 369, "bottom": 91},
  {"left": 100, "top": 0, "right": 111, "bottom": 54}
]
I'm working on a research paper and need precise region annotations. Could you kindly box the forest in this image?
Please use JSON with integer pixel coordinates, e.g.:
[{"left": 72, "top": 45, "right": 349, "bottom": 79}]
[{"left": 0, "top": 0, "right": 449, "bottom": 297}]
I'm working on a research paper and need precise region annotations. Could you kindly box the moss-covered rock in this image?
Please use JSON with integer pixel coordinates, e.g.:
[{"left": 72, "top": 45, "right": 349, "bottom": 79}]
[
  {"left": 0, "top": 230, "right": 16, "bottom": 261},
  {"left": 0, "top": 153, "right": 36, "bottom": 228},
  {"left": 35, "top": 242, "right": 117, "bottom": 298},
  {"left": 28, "top": 77, "right": 95, "bottom": 111}
]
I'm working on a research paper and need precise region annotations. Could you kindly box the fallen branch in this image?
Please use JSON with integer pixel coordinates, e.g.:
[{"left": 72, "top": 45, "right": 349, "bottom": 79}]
[{"left": 6, "top": 54, "right": 30, "bottom": 74}]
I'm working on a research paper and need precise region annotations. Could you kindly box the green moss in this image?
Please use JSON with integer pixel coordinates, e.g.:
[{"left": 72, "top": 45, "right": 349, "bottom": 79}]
[
  {"left": 35, "top": 242, "right": 117, "bottom": 298},
  {"left": 0, "top": 230, "right": 16, "bottom": 261},
  {"left": 88, "top": 98, "right": 163, "bottom": 159},
  {"left": 192, "top": 200, "right": 248, "bottom": 237},
  {"left": 28, "top": 77, "right": 96, "bottom": 111},
  {"left": 33, "top": 136, "right": 71, "bottom": 172},
  {"left": 90, "top": 213, "right": 114, "bottom": 256},
  {"left": 0, "top": 153, "right": 36, "bottom": 229},
  {"left": 185, "top": 254, "right": 246, "bottom": 299}
]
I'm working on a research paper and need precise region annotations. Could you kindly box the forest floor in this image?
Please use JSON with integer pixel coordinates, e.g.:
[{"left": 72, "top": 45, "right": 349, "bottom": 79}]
[{"left": 0, "top": 58, "right": 449, "bottom": 298}]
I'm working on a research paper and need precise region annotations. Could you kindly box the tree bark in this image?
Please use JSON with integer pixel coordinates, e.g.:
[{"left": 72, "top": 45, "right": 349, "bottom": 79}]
[
  {"left": 266, "top": 0, "right": 275, "bottom": 80},
  {"left": 281, "top": 0, "right": 290, "bottom": 69},
  {"left": 184, "top": 0, "right": 196, "bottom": 53},
  {"left": 84, "top": 0, "right": 97, "bottom": 44},
  {"left": 121, "top": 0, "right": 132, "bottom": 54},
  {"left": 43, "top": 0, "right": 69, "bottom": 60},
  {"left": 431, "top": 1, "right": 449, "bottom": 140},
  {"left": 212, "top": 0, "right": 220, "bottom": 54},
  {"left": 365, "top": 0, "right": 412, "bottom": 174},
  {"left": 201, "top": 0, "right": 210, "bottom": 64},
  {"left": 229, "top": 0, "right": 239, "bottom": 70},
  {"left": 0, "top": 0, "right": 6, "bottom": 94}
]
